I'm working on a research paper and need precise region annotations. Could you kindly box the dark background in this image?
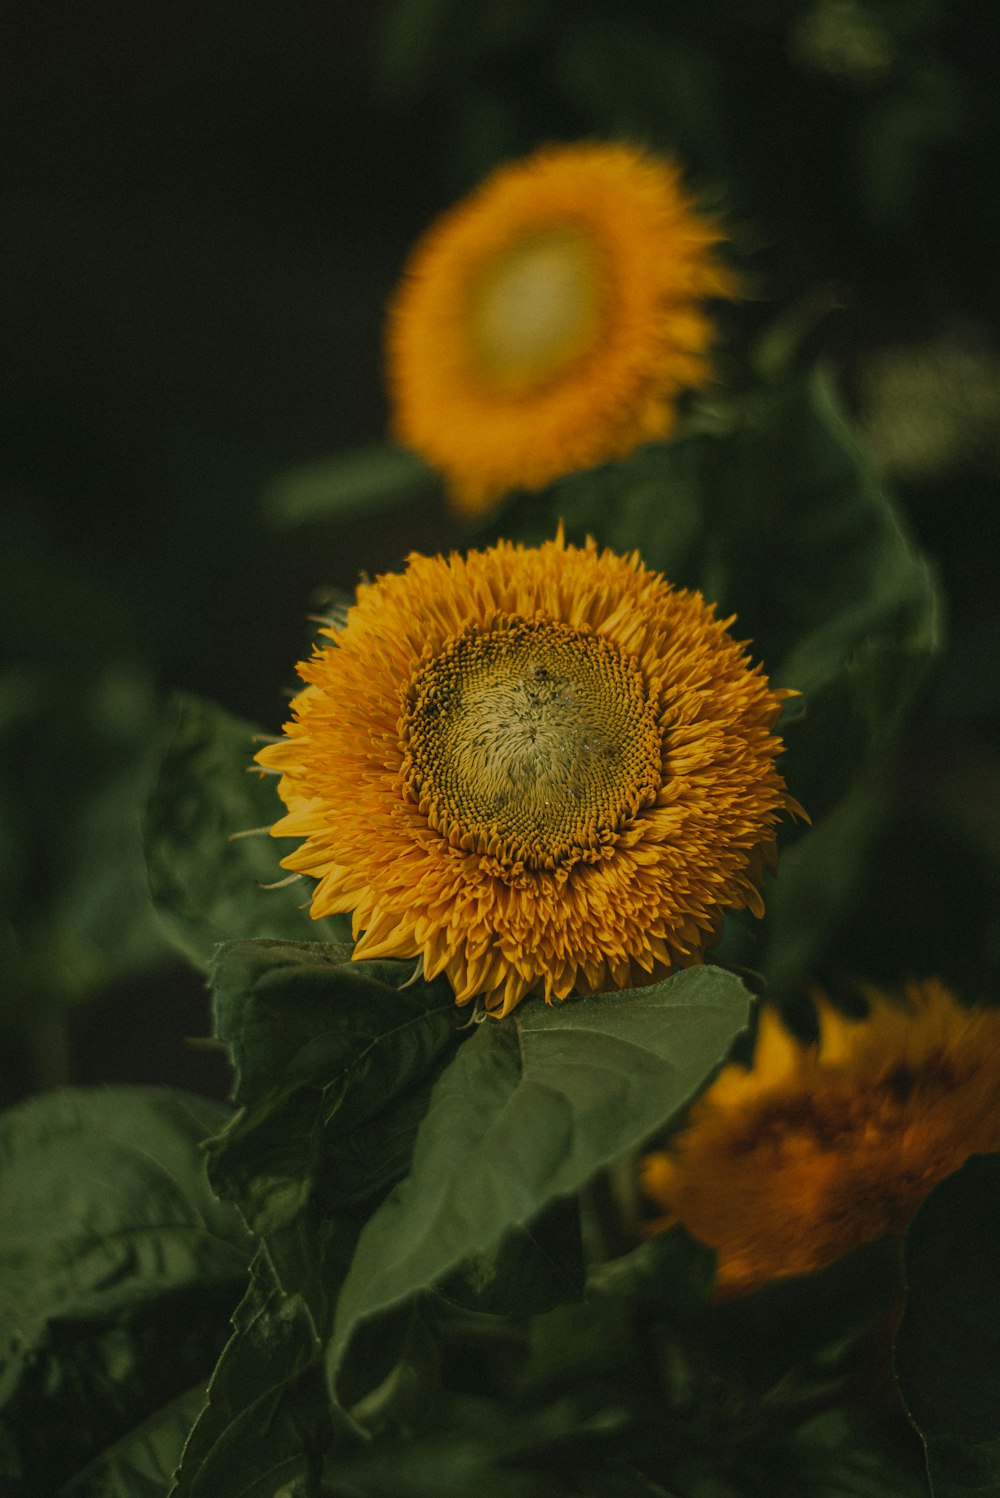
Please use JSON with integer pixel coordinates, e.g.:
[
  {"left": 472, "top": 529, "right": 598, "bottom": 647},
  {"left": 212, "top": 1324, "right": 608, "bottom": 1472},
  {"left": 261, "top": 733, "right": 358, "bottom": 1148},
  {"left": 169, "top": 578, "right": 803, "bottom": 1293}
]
[
  {"left": 3, "top": 0, "right": 999, "bottom": 1106},
  {"left": 2, "top": 1, "right": 458, "bottom": 716}
]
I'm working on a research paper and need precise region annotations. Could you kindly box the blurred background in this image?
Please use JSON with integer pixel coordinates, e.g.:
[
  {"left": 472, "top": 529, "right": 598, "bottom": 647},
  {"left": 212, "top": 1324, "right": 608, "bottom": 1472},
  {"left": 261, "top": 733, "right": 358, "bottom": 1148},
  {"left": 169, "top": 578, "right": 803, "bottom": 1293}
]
[{"left": 3, "top": 0, "right": 999, "bottom": 1107}]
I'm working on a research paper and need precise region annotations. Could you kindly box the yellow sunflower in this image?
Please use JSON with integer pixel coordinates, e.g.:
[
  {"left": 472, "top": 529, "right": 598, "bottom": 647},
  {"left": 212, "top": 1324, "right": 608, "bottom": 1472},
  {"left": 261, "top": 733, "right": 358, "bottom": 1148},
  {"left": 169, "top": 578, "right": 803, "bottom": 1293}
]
[
  {"left": 386, "top": 142, "right": 738, "bottom": 516},
  {"left": 256, "top": 534, "right": 797, "bottom": 1017},
  {"left": 642, "top": 980, "right": 1000, "bottom": 1299}
]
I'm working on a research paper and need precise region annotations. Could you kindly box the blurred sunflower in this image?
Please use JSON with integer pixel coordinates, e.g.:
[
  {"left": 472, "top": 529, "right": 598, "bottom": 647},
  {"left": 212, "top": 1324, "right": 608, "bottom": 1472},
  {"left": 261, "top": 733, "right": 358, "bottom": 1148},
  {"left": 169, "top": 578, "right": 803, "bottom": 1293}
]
[
  {"left": 387, "top": 142, "right": 738, "bottom": 516},
  {"left": 256, "top": 534, "right": 797, "bottom": 1016},
  {"left": 642, "top": 980, "right": 1000, "bottom": 1298}
]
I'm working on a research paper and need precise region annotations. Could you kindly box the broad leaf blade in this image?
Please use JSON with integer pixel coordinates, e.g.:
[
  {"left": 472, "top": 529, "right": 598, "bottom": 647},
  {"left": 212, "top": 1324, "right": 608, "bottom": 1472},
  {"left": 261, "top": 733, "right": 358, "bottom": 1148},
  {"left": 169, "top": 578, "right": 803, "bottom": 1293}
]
[
  {"left": 209, "top": 940, "right": 459, "bottom": 1124},
  {"left": 59, "top": 1384, "right": 207, "bottom": 1498},
  {"left": 143, "top": 694, "right": 347, "bottom": 968},
  {"left": 206, "top": 940, "right": 464, "bottom": 1336},
  {"left": 329, "top": 966, "right": 751, "bottom": 1393},
  {"left": 207, "top": 940, "right": 462, "bottom": 1230},
  {"left": 170, "top": 1249, "right": 339, "bottom": 1498},
  {"left": 895, "top": 1153, "right": 1000, "bottom": 1497},
  {"left": 0, "top": 1087, "right": 251, "bottom": 1497}
]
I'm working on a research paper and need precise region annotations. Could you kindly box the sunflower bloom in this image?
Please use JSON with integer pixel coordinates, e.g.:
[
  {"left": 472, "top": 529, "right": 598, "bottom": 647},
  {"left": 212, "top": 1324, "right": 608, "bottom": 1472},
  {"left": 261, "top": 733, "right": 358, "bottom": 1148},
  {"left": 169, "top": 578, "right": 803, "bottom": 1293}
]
[
  {"left": 387, "top": 142, "right": 738, "bottom": 516},
  {"left": 256, "top": 534, "right": 796, "bottom": 1017},
  {"left": 642, "top": 980, "right": 1000, "bottom": 1298}
]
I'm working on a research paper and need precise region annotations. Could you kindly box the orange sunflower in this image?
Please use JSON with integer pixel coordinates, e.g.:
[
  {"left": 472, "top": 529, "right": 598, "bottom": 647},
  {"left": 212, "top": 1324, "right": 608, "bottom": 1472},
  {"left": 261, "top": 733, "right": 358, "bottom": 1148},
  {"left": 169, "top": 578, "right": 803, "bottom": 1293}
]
[
  {"left": 256, "top": 534, "right": 797, "bottom": 1017},
  {"left": 642, "top": 980, "right": 1000, "bottom": 1299},
  {"left": 386, "top": 142, "right": 738, "bottom": 516}
]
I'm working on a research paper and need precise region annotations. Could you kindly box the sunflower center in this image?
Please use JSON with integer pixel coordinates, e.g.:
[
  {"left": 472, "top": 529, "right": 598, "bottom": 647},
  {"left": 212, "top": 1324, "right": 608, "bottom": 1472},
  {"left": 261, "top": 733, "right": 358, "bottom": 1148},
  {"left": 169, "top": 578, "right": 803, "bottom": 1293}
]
[
  {"left": 401, "top": 615, "right": 661, "bottom": 872},
  {"left": 466, "top": 226, "right": 606, "bottom": 394}
]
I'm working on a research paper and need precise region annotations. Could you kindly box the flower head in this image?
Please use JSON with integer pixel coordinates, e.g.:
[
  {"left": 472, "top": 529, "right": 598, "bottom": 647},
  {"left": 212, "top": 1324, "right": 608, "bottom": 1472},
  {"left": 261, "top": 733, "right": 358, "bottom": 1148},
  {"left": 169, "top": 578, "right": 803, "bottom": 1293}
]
[
  {"left": 257, "top": 535, "right": 795, "bottom": 1017},
  {"left": 387, "top": 142, "right": 738, "bottom": 515},
  {"left": 642, "top": 980, "right": 1000, "bottom": 1298}
]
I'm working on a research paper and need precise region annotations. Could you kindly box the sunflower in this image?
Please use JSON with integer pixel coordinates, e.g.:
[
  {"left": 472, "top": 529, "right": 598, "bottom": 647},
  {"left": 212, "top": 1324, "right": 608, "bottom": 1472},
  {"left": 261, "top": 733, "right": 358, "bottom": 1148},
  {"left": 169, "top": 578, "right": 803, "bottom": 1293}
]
[
  {"left": 386, "top": 142, "right": 738, "bottom": 516},
  {"left": 256, "top": 534, "right": 796, "bottom": 1017},
  {"left": 641, "top": 980, "right": 1000, "bottom": 1299}
]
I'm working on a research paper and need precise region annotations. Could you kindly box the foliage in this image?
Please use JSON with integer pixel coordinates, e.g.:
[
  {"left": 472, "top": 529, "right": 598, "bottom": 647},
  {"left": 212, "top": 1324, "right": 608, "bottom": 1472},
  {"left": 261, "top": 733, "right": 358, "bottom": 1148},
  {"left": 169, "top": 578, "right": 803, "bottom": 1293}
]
[
  {"left": 330, "top": 967, "right": 750, "bottom": 1393},
  {"left": 5, "top": 1, "right": 999, "bottom": 1494},
  {"left": 0, "top": 1087, "right": 251, "bottom": 1496},
  {"left": 170, "top": 1248, "right": 337, "bottom": 1498},
  {"left": 5, "top": 245, "right": 955, "bottom": 1498},
  {"left": 896, "top": 1155, "right": 1000, "bottom": 1498},
  {"left": 0, "top": 649, "right": 171, "bottom": 1027},
  {"left": 143, "top": 694, "right": 351, "bottom": 967}
]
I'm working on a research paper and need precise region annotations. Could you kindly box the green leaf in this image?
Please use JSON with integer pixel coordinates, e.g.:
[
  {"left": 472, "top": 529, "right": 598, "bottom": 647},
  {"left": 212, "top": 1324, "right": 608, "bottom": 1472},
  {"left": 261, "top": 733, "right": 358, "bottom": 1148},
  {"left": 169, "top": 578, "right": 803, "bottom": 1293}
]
[
  {"left": 0, "top": 1087, "right": 251, "bottom": 1497},
  {"left": 930, "top": 617, "right": 1000, "bottom": 724},
  {"left": 143, "top": 694, "right": 348, "bottom": 968},
  {"left": 206, "top": 940, "right": 464, "bottom": 1332},
  {"left": 586, "top": 1223, "right": 716, "bottom": 1327},
  {"left": 695, "top": 373, "right": 940, "bottom": 817},
  {"left": 439, "top": 1196, "right": 584, "bottom": 1318},
  {"left": 895, "top": 1153, "right": 1000, "bottom": 1497},
  {"left": 260, "top": 445, "right": 438, "bottom": 529},
  {"left": 323, "top": 1391, "right": 623, "bottom": 1498},
  {"left": 344, "top": 1299, "right": 443, "bottom": 1443},
  {"left": 691, "top": 1236, "right": 904, "bottom": 1422},
  {"left": 757, "top": 777, "right": 887, "bottom": 995},
  {"left": 0, "top": 661, "right": 171, "bottom": 1021},
  {"left": 328, "top": 966, "right": 752, "bottom": 1396},
  {"left": 207, "top": 939, "right": 463, "bottom": 1226},
  {"left": 59, "top": 1384, "right": 207, "bottom": 1498},
  {"left": 170, "top": 1249, "right": 342, "bottom": 1498}
]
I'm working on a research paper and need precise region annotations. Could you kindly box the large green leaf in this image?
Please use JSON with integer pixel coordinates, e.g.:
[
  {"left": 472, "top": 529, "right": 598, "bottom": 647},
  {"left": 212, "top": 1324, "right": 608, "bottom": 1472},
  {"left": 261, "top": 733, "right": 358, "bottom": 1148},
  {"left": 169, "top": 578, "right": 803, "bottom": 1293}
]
[
  {"left": 170, "top": 1248, "right": 341, "bottom": 1498},
  {"left": 143, "top": 694, "right": 348, "bottom": 968},
  {"left": 0, "top": 1086, "right": 251, "bottom": 1497},
  {"left": 207, "top": 940, "right": 463, "bottom": 1227},
  {"left": 328, "top": 966, "right": 752, "bottom": 1395},
  {"left": 895, "top": 1153, "right": 1000, "bottom": 1498},
  {"left": 206, "top": 940, "right": 464, "bottom": 1332},
  {"left": 59, "top": 1384, "right": 207, "bottom": 1498},
  {"left": 703, "top": 375, "right": 939, "bottom": 821}
]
